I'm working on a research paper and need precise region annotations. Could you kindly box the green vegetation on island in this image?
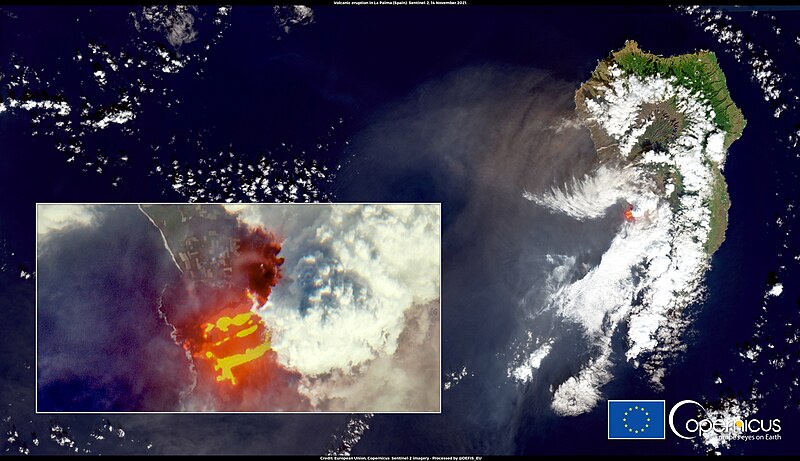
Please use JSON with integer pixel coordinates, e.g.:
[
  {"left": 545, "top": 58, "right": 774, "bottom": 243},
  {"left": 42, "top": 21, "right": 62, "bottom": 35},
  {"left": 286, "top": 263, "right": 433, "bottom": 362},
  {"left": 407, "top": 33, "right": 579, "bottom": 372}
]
[
  {"left": 602, "top": 41, "right": 746, "bottom": 149},
  {"left": 705, "top": 165, "right": 730, "bottom": 255}
]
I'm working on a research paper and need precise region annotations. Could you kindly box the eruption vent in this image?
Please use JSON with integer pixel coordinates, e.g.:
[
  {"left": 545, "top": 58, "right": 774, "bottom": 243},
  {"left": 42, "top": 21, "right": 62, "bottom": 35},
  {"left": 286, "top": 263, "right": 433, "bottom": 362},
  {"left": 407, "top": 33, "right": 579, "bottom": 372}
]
[
  {"left": 230, "top": 227, "right": 285, "bottom": 306},
  {"left": 624, "top": 204, "right": 635, "bottom": 222}
]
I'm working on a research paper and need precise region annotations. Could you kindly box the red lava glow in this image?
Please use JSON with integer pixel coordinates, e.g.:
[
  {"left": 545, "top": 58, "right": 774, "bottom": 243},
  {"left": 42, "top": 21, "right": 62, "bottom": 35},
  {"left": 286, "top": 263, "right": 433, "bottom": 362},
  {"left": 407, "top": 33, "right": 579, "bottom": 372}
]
[
  {"left": 165, "top": 224, "right": 309, "bottom": 410},
  {"left": 186, "top": 228, "right": 284, "bottom": 388},
  {"left": 184, "top": 293, "right": 273, "bottom": 387},
  {"left": 624, "top": 204, "right": 635, "bottom": 222}
]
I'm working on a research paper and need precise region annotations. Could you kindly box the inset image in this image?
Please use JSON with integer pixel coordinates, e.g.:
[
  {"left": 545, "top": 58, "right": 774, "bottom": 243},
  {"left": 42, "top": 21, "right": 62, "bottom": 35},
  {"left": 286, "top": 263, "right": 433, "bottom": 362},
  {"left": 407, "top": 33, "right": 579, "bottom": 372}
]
[{"left": 36, "top": 203, "right": 441, "bottom": 413}]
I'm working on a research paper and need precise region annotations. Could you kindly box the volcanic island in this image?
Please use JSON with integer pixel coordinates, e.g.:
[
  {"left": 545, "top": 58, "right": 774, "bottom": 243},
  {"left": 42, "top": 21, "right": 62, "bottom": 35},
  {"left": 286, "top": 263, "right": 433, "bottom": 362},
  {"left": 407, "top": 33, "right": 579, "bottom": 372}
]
[{"left": 575, "top": 40, "right": 745, "bottom": 256}]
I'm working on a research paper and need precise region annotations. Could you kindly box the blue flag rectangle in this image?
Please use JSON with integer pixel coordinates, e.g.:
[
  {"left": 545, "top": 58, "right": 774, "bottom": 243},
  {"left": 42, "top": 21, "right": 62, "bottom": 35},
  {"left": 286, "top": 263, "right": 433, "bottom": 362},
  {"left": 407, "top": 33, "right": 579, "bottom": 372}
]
[{"left": 607, "top": 400, "right": 665, "bottom": 439}]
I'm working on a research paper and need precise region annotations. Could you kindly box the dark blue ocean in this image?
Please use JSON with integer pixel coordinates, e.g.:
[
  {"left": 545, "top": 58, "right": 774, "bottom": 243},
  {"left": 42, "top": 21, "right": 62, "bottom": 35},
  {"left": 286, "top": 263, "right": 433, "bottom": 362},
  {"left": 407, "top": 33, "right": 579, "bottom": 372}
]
[{"left": 1, "top": 5, "right": 799, "bottom": 455}]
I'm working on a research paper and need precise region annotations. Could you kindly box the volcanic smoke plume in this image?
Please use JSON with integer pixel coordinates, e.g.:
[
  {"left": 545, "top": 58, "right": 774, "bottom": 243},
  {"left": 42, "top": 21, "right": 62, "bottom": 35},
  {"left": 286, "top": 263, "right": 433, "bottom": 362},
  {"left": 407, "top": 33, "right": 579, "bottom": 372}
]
[
  {"left": 231, "top": 226, "right": 285, "bottom": 306},
  {"left": 158, "top": 211, "right": 310, "bottom": 412}
]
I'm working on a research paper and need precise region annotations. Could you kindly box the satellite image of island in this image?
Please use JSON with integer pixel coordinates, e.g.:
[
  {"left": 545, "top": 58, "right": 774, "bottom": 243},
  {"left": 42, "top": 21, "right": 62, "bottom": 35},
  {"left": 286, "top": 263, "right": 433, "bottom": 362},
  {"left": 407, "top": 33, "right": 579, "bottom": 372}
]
[{"left": 2, "top": 3, "right": 800, "bottom": 457}]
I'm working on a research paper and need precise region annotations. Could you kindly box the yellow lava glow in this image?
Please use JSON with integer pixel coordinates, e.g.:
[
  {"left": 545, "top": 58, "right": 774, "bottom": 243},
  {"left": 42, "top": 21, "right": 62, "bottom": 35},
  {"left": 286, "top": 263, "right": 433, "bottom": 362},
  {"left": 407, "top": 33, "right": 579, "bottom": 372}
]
[
  {"left": 236, "top": 324, "right": 259, "bottom": 338},
  {"left": 204, "top": 312, "right": 254, "bottom": 333},
  {"left": 199, "top": 310, "right": 271, "bottom": 385},
  {"left": 207, "top": 342, "right": 272, "bottom": 385}
]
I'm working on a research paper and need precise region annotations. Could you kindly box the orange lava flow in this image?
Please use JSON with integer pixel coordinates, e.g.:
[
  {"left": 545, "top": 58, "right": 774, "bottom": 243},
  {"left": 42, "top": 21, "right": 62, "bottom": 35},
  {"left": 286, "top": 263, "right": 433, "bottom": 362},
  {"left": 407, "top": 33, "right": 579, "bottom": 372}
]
[
  {"left": 178, "top": 226, "right": 286, "bottom": 390},
  {"left": 162, "top": 222, "right": 315, "bottom": 410},
  {"left": 624, "top": 205, "right": 635, "bottom": 222},
  {"left": 194, "top": 300, "right": 272, "bottom": 386}
]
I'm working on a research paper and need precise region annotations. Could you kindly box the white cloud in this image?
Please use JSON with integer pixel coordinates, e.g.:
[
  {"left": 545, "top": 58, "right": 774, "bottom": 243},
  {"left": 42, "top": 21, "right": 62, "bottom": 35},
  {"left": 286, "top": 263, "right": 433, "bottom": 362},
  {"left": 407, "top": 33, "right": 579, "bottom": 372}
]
[
  {"left": 526, "top": 165, "right": 643, "bottom": 220},
  {"left": 37, "top": 205, "right": 97, "bottom": 238},
  {"left": 706, "top": 131, "right": 727, "bottom": 165},
  {"left": 5, "top": 98, "right": 71, "bottom": 116},
  {"left": 444, "top": 366, "right": 472, "bottom": 390},
  {"left": 551, "top": 341, "right": 612, "bottom": 416},
  {"left": 294, "top": 299, "right": 440, "bottom": 411},
  {"left": 229, "top": 204, "right": 441, "bottom": 377},
  {"left": 509, "top": 340, "right": 552, "bottom": 384},
  {"left": 138, "top": 6, "right": 199, "bottom": 49},
  {"left": 90, "top": 109, "right": 135, "bottom": 130},
  {"left": 767, "top": 283, "right": 783, "bottom": 297}
]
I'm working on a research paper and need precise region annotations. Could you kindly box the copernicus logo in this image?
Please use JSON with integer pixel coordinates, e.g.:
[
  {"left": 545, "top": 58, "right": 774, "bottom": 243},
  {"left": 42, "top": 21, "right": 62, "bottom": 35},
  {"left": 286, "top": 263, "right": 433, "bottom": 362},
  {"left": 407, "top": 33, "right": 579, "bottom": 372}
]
[
  {"left": 607, "top": 400, "right": 666, "bottom": 439},
  {"left": 668, "top": 400, "right": 782, "bottom": 441}
]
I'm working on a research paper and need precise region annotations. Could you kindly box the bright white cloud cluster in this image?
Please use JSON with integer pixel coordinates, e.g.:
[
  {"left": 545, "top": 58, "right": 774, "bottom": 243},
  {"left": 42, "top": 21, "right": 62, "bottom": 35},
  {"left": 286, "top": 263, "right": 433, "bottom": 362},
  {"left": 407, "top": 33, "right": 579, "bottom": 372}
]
[
  {"left": 526, "top": 165, "right": 643, "bottom": 220},
  {"left": 2, "top": 98, "right": 71, "bottom": 117},
  {"left": 326, "top": 414, "right": 373, "bottom": 456},
  {"left": 164, "top": 153, "right": 337, "bottom": 203},
  {"left": 37, "top": 205, "right": 97, "bottom": 238},
  {"left": 83, "top": 105, "right": 136, "bottom": 130},
  {"left": 135, "top": 5, "right": 199, "bottom": 50},
  {"left": 508, "top": 339, "right": 553, "bottom": 384},
  {"left": 530, "top": 67, "right": 732, "bottom": 416},
  {"left": 551, "top": 340, "right": 612, "bottom": 417},
  {"left": 235, "top": 204, "right": 441, "bottom": 377},
  {"left": 766, "top": 283, "right": 783, "bottom": 297},
  {"left": 443, "top": 366, "right": 472, "bottom": 390}
]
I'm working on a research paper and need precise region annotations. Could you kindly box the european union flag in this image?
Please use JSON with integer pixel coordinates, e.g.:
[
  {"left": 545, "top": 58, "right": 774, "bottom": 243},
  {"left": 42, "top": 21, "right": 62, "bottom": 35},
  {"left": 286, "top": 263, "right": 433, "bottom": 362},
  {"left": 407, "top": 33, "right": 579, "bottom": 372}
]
[{"left": 607, "top": 400, "right": 665, "bottom": 439}]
